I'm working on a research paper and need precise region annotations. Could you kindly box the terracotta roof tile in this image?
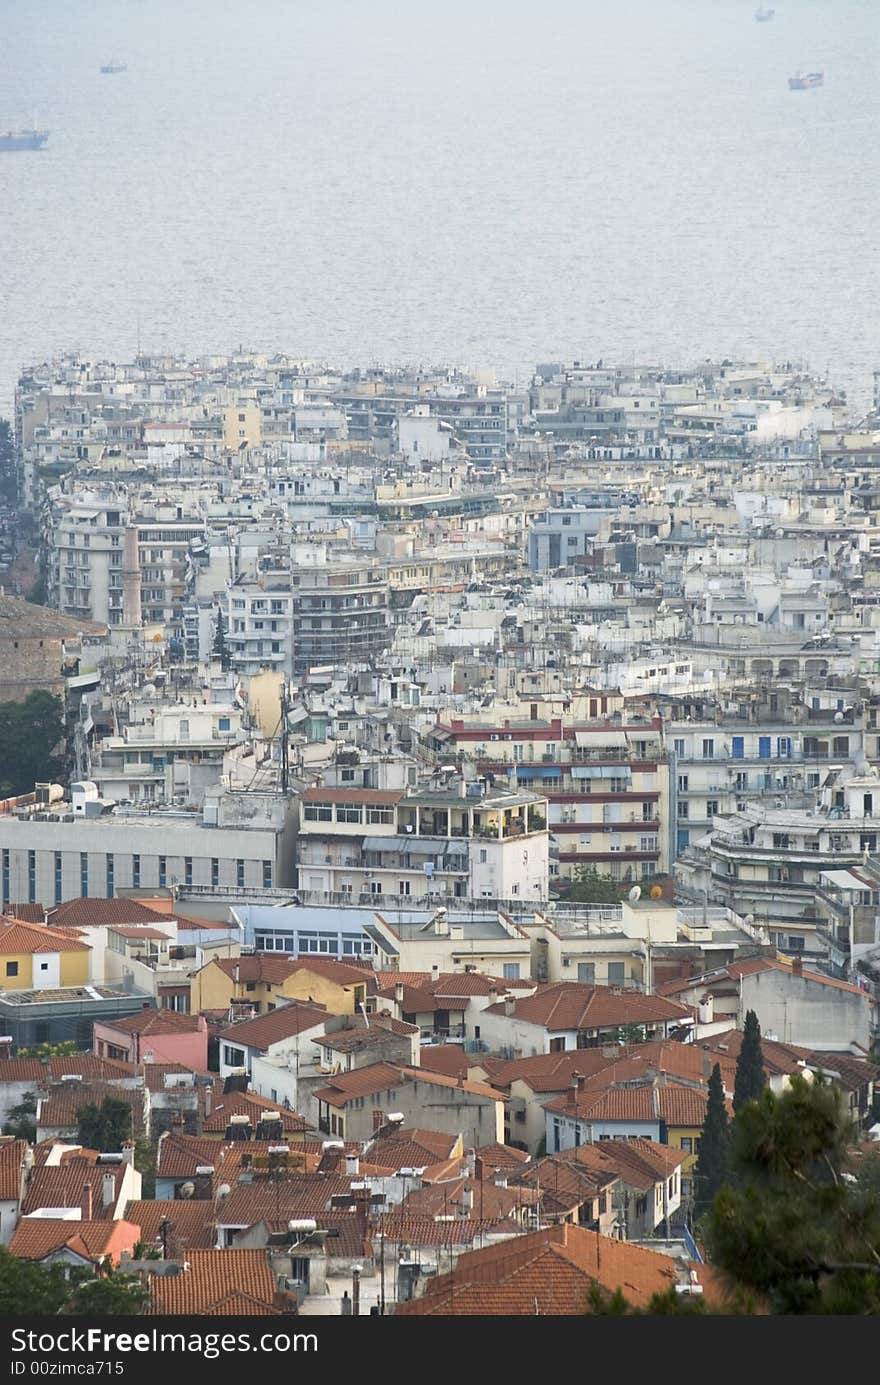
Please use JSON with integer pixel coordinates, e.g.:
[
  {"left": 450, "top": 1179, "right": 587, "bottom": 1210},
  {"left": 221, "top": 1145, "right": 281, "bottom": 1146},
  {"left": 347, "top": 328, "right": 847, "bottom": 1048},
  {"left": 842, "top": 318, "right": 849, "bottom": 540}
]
[
  {"left": 482, "top": 982, "right": 692, "bottom": 1032},
  {"left": 210, "top": 955, "right": 299, "bottom": 984},
  {"left": 0, "top": 917, "right": 90, "bottom": 955},
  {"left": 123, "top": 1200, "right": 216, "bottom": 1251},
  {"left": 149, "top": 1249, "right": 278, "bottom": 1315},
  {"left": 418, "top": 1045, "right": 472, "bottom": 1080},
  {"left": 9, "top": 1217, "right": 141, "bottom": 1264},
  {"left": 395, "top": 1223, "right": 686, "bottom": 1313},
  {"left": 0, "top": 1139, "right": 28, "bottom": 1201},
  {"left": 0, "top": 1056, "right": 134, "bottom": 1082},
  {"left": 216, "top": 1000, "right": 327, "bottom": 1048},
  {"left": 22, "top": 1163, "right": 128, "bottom": 1217},
  {"left": 37, "top": 1084, "right": 144, "bottom": 1136},
  {"left": 200, "top": 1093, "right": 309, "bottom": 1134},
  {"left": 101, "top": 1008, "right": 202, "bottom": 1036}
]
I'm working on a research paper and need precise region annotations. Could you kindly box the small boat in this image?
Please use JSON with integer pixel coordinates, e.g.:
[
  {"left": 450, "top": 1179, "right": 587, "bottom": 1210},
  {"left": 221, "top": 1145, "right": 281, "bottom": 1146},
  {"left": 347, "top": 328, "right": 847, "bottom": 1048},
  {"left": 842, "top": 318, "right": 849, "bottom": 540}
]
[
  {"left": 0, "top": 128, "right": 49, "bottom": 151},
  {"left": 755, "top": 6, "right": 775, "bottom": 19},
  {"left": 99, "top": 60, "right": 127, "bottom": 74},
  {"left": 788, "top": 71, "right": 824, "bottom": 89}
]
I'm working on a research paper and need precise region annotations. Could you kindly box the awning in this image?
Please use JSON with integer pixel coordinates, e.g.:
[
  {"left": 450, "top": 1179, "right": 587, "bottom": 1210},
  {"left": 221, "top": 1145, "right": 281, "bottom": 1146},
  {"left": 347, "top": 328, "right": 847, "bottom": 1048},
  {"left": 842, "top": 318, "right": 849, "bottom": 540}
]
[
  {"left": 574, "top": 729, "right": 628, "bottom": 749},
  {"left": 571, "top": 764, "right": 631, "bottom": 780},
  {"left": 515, "top": 766, "right": 561, "bottom": 779},
  {"left": 362, "top": 836, "right": 449, "bottom": 855}
]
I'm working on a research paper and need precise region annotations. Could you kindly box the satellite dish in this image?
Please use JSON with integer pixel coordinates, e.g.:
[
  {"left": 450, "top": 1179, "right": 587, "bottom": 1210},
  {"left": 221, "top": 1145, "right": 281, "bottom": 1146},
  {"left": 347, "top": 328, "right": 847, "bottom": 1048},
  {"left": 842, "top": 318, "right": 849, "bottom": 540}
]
[
  {"left": 833, "top": 711, "right": 844, "bottom": 723},
  {"left": 628, "top": 885, "right": 642, "bottom": 903},
  {"left": 217, "top": 1183, "right": 231, "bottom": 1199},
  {"left": 178, "top": 1182, "right": 195, "bottom": 1200}
]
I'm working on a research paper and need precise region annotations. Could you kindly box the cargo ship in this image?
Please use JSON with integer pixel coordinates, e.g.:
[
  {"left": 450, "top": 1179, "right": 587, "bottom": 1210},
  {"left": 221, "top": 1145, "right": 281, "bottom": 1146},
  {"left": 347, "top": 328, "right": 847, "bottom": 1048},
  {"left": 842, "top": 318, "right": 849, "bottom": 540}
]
[
  {"left": 0, "top": 128, "right": 49, "bottom": 151},
  {"left": 788, "top": 72, "right": 823, "bottom": 89}
]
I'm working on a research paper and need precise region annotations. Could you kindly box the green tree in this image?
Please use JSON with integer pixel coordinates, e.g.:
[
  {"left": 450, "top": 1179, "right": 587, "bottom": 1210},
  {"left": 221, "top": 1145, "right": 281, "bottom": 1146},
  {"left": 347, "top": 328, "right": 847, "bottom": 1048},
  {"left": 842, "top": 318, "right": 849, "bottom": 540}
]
[
  {"left": 134, "top": 1138, "right": 156, "bottom": 1199},
  {"left": 17, "top": 1040, "right": 79, "bottom": 1059},
  {"left": 61, "top": 1270, "right": 149, "bottom": 1316},
  {"left": 705, "top": 1074, "right": 880, "bottom": 1313},
  {"left": 566, "top": 867, "right": 620, "bottom": 904},
  {"left": 693, "top": 1063, "right": 731, "bottom": 1222},
  {"left": 0, "top": 690, "right": 67, "bottom": 797},
  {"left": 0, "top": 1246, "right": 70, "bottom": 1315},
  {"left": 77, "top": 1096, "right": 132, "bottom": 1152},
  {"left": 2, "top": 1092, "right": 37, "bottom": 1143},
  {"left": 212, "top": 608, "right": 231, "bottom": 670},
  {"left": 733, "top": 1008, "right": 767, "bottom": 1114}
]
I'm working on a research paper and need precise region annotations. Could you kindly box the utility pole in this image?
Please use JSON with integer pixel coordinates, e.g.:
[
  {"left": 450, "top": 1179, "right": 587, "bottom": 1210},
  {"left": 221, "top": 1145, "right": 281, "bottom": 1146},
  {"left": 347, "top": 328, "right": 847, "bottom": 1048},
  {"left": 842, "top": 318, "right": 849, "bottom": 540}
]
[{"left": 280, "top": 680, "right": 290, "bottom": 792}]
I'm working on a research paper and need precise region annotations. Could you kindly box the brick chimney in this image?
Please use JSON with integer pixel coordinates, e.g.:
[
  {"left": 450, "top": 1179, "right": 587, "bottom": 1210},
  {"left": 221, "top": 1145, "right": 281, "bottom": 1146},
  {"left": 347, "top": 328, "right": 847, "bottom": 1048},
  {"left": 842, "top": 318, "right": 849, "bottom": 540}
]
[
  {"left": 373, "top": 1109, "right": 385, "bottom": 1133},
  {"left": 81, "top": 1183, "right": 93, "bottom": 1220},
  {"left": 792, "top": 955, "right": 803, "bottom": 977}
]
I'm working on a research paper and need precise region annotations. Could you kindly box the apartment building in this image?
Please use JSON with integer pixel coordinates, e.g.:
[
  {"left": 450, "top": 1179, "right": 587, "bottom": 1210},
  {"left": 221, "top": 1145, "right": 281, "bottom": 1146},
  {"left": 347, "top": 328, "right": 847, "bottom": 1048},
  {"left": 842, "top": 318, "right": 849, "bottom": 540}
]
[
  {"left": 295, "top": 780, "right": 549, "bottom": 905},
  {"left": 431, "top": 706, "right": 671, "bottom": 886}
]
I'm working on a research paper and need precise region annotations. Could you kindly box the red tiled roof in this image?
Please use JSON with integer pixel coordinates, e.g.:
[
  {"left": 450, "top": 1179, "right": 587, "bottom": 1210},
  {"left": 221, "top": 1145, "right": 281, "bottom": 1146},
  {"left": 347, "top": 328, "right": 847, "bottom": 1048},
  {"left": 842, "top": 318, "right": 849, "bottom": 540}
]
[
  {"left": 395, "top": 1223, "right": 688, "bottom": 1314},
  {"left": 9, "top": 1217, "right": 141, "bottom": 1264},
  {"left": 123, "top": 1200, "right": 216, "bottom": 1251},
  {"left": 210, "top": 955, "right": 298, "bottom": 984},
  {"left": 482, "top": 982, "right": 692, "bottom": 1032},
  {"left": 216, "top": 1000, "right": 327, "bottom": 1048},
  {"left": 659, "top": 955, "right": 872, "bottom": 1001},
  {"left": 0, "top": 917, "right": 90, "bottom": 954},
  {"left": 106, "top": 926, "right": 172, "bottom": 941},
  {"left": 419, "top": 1045, "right": 472, "bottom": 1080},
  {"left": 100, "top": 1009, "right": 202, "bottom": 1036},
  {"left": 44, "top": 899, "right": 179, "bottom": 929},
  {"left": 37, "top": 1084, "right": 144, "bottom": 1136},
  {"left": 149, "top": 1249, "right": 278, "bottom": 1315},
  {"left": 313, "top": 1063, "right": 503, "bottom": 1109},
  {"left": 200, "top": 1093, "right": 309, "bottom": 1134},
  {"left": 22, "top": 1163, "right": 128, "bottom": 1217},
  {"left": 286, "top": 956, "right": 378, "bottom": 990},
  {"left": 0, "top": 1056, "right": 134, "bottom": 1083},
  {"left": 0, "top": 1139, "right": 28, "bottom": 1201},
  {"left": 475, "top": 1142, "right": 532, "bottom": 1172}
]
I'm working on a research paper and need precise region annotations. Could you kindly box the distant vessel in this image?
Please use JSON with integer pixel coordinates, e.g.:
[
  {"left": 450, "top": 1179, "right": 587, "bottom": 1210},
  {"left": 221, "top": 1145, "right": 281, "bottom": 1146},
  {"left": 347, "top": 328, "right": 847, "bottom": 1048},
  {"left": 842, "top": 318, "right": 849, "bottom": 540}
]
[
  {"left": 788, "top": 71, "right": 824, "bottom": 89},
  {"left": 99, "top": 61, "right": 127, "bottom": 74},
  {"left": 755, "top": 6, "right": 775, "bottom": 19},
  {"left": 0, "top": 128, "right": 49, "bottom": 151}
]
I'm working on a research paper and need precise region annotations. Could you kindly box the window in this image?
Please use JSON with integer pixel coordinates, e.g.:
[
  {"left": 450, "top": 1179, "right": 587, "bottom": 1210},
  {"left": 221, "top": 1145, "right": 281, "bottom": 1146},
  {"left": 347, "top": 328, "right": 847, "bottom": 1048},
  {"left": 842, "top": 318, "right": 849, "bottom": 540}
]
[
  {"left": 211, "top": 858, "right": 219, "bottom": 887},
  {"left": 132, "top": 854, "right": 140, "bottom": 889},
  {"left": 54, "top": 851, "right": 63, "bottom": 905},
  {"left": 702, "top": 739, "right": 714, "bottom": 759},
  {"left": 262, "top": 860, "right": 272, "bottom": 889},
  {"left": 80, "top": 852, "right": 88, "bottom": 898},
  {"left": 673, "top": 739, "right": 686, "bottom": 758},
  {"left": 758, "top": 736, "right": 771, "bottom": 759},
  {"left": 28, "top": 850, "right": 36, "bottom": 903},
  {"left": 680, "top": 1137, "right": 693, "bottom": 1153},
  {"left": 678, "top": 774, "right": 689, "bottom": 792},
  {"left": 706, "top": 800, "right": 719, "bottom": 818},
  {"left": 479, "top": 849, "right": 487, "bottom": 864},
  {"left": 398, "top": 881, "right": 411, "bottom": 896},
  {"left": 303, "top": 804, "right": 333, "bottom": 822},
  {"left": 503, "top": 963, "right": 520, "bottom": 980},
  {"left": 787, "top": 935, "right": 805, "bottom": 950},
  {"left": 2, "top": 849, "right": 8, "bottom": 907},
  {"left": 777, "top": 736, "right": 792, "bottom": 759},
  {"left": 677, "top": 801, "right": 689, "bottom": 819},
  {"left": 731, "top": 736, "right": 744, "bottom": 760},
  {"left": 5, "top": 960, "right": 18, "bottom": 979},
  {"left": 184, "top": 857, "right": 193, "bottom": 886},
  {"left": 237, "top": 860, "right": 245, "bottom": 888},
  {"left": 336, "top": 804, "right": 363, "bottom": 824},
  {"left": 607, "top": 962, "right": 625, "bottom": 984},
  {"left": 223, "top": 1044, "right": 246, "bottom": 1067},
  {"left": 105, "top": 853, "right": 114, "bottom": 899},
  {"left": 219, "top": 717, "right": 231, "bottom": 732},
  {"left": 833, "top": 735, "right": 849, "bottom": 756},
  {"left": 578, "top": 963, "right": 595, "bottom": 983},
  {"left": 158, "top": 856, "right": 166, "bottom": 888}
]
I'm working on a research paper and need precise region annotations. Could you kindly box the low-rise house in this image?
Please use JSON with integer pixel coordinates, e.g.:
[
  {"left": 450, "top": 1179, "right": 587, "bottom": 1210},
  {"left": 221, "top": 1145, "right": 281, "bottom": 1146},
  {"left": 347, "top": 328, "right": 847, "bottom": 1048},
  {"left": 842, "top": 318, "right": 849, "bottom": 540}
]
[
  {"left": 93, "top": 1007, "right": 209, "bottom": 1070},
  {"left": 313, "top": 1063, "right": 505, "bottom": 1146},
  {"left": 22, "top": 1151, "right": 142, "bottom": 1219},
  {"left": 508, "top": 1151, "right": 619, "bottom": 1233},
  {"left": 0, "top": 916, "right": 92, "bottom": 991},
  {"left": 0, "top": 1056, "right": 136, "bottom": 1130},
  {"left": 543, "top": 1077, "right": 716, "bottom": 1165},
  {"left": 0, "top": 1138, "right": 32, "bottom": 1244},
  {"left": 147, "top": 1248, "right": 282, "bottom": 1315},
  {"left": 192, "top": 954, "right": 373, "bottom": 1019},
  {"left": 660, "top": 954, "right": 877, "bottom": 1051},
  {"left": 394, "top": 1222, "right": 712, "bottom": 1314},
  {"left": 9, "top": 1216, "right": 141, "bottom": 1269},
  {"left": 556, "top": 1139, "right": 685, "bottom": 1239},
  {"left": 476, "top": 981, "right": 694, "bottom": 1056},
  {"left": 217, "top": 1000, "right": 329, "bottom": 1081}
]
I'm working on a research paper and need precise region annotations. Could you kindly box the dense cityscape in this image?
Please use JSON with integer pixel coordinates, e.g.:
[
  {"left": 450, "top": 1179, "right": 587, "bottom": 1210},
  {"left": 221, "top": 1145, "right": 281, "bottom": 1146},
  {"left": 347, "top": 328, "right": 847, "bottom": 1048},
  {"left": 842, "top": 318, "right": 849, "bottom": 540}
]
[{"left": 0, "top": 349, "right": 876, "bottom": 1316}]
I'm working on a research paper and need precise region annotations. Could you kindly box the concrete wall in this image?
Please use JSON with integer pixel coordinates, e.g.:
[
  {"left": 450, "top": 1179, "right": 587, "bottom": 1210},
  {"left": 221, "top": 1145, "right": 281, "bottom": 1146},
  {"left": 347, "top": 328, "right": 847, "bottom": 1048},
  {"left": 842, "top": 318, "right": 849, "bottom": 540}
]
[{"left": 741, "top": 969, "right": 873, "bottom": 1051}]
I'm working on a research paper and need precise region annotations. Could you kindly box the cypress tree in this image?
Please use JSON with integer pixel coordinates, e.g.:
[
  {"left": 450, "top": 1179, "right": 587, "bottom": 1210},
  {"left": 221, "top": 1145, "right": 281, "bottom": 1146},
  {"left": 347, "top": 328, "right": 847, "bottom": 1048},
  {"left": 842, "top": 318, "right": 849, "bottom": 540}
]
[
  {"left": 734, "top": 1009, "right": 767, "bottom": 1113},
  {"left": 693, "top": 1062, "right": 731, "bottom": 1222},
  {"left": 212, "top": 609, "right": 230, "bottom": 670}
]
